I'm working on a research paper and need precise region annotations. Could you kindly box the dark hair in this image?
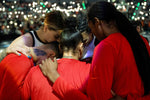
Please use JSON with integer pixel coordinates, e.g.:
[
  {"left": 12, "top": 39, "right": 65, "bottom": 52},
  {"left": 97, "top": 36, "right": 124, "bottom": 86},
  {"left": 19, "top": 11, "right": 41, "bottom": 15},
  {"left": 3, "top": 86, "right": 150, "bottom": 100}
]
[
  {"left": 60, "top": 29, "right": 83, "bottom": 53},
  {"left": 44, "top": 10, "right": 66, "bottom": 30},
  {"left": 65, "top": 16, "right": 78, "bottom": 30},
  {"left": 131, "top": 21, "right": 142, "bottom": 27},
  {"left": 49, "top": 41, "right": 60, "bottom": 57},
  {"left": 88, "top": 1, "right": 150, "bottom": 95},
  {"left": 77, "top": 13, "right": 91, "bottom": 34}
]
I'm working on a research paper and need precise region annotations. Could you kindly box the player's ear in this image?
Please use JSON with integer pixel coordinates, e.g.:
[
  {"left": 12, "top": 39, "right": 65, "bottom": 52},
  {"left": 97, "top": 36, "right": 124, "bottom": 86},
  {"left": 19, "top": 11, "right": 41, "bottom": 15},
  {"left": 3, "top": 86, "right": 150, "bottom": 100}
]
[
  {"left": 47, "top": 50, "right": 56, "bottom": 59},
  {"left": 43, "top": 24, "right": 48, "bottom": 32}
]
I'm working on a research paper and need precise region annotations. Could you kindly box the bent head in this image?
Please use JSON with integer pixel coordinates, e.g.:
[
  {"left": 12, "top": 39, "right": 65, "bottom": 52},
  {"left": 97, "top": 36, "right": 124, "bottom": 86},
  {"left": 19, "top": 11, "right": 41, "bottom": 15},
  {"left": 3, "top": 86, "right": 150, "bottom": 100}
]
[
  {"left": 78, "top": 16, "right": 93, "bottom": 47},
  {"left": 33, "top": 42, "right": 59, "bottom": 65},
  {"left": 42, "top": 10, "right": 66, "bottom": 43},
  {"left": 60, "top": 29, "right": 83, "bottom": 59},
  {"left": 87, "top": 1, "right": 119, "bottom": 41}
]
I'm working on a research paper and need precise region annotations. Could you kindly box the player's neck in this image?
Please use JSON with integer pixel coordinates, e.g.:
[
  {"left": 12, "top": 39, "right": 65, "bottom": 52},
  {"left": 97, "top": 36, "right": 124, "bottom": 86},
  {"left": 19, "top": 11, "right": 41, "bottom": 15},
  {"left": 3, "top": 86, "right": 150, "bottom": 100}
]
[{"left": 62, "top": 52, "right": 79, "bottom": 60}]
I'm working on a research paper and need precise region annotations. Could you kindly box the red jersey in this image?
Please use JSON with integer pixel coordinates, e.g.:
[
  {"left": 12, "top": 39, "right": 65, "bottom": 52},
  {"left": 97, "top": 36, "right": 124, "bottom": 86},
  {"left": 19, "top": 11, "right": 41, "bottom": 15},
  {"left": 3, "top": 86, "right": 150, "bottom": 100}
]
[
  {"left": 0, "top": 53, "right": 34, "bottom": 100},
  {"left": 63, "top": 33, "right": 150, "bottom": 100},
  {"left": 22, "top": 58, "right": 91, "bottom": 100}
]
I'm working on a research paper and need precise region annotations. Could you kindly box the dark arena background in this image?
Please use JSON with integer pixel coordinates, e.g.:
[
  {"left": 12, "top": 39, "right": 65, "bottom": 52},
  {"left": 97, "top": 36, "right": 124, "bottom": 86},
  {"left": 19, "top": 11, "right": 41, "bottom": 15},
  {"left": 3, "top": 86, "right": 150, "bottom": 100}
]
[{"left": 0, "top": 0, "right": 150, "bottom": 52}]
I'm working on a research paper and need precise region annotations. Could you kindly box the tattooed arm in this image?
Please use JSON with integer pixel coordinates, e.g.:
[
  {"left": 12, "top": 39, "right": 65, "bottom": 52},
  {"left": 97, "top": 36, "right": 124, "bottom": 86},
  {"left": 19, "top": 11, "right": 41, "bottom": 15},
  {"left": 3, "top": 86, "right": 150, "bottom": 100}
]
[{"left": 0, "top": 49, "right": 7, "bottom": 62}]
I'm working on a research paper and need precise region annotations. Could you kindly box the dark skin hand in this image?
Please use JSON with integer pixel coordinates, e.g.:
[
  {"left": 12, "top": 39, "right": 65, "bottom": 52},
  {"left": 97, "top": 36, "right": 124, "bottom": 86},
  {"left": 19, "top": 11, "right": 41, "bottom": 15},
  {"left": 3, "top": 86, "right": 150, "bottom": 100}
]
[
  {"left": 110, "top": 91, "right": 126, "bottom": 100},
  {"left": 109, "top": 95, "right": 126, "bottom": 100}
]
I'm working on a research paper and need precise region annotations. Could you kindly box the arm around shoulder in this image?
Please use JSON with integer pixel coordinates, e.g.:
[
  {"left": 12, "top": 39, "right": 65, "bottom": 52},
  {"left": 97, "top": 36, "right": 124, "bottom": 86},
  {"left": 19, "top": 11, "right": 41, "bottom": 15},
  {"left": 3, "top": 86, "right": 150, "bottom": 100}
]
[{"left": 6, "top": 33, "right": 33, "bottom": 56}]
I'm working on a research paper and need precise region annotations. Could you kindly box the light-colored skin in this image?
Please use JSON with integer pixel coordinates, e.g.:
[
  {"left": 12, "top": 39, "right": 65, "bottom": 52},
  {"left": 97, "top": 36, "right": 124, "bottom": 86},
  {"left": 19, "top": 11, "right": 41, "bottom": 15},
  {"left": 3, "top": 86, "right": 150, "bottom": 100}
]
[
  {"left": 6, "top": 24, "right": 62, "bottom": 57},
  {"left": 39, "top": 41, "right": 83, "bottom": 83}
]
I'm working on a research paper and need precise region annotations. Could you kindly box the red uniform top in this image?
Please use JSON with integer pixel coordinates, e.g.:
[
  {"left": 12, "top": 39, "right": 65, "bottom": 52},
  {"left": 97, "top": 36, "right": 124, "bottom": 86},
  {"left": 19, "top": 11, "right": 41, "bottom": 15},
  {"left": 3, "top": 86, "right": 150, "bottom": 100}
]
[
  {"left": 22, "top": 58, "right": 91, "bottom": 100},
  {"left": 63, "top": 33, "right": 150, "bottom": 100},
  {"left": 0, "top": 53, "right": 34, "bottom": 100}
]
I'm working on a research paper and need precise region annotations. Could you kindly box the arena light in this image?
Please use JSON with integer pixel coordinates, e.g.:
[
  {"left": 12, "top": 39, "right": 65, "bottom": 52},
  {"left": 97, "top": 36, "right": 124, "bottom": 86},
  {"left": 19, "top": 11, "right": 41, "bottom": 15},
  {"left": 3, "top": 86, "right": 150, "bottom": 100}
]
[
  {"left": 10, "top": 21, "right": 13, "bottom": 24},
  {"left": 137, "top": 2, "right": 140, "bottom": 7},
  {"left": 70, "top": 1, "right": 73, "bottom": 4},
  {"left": 108, "top": 0, "right": 110, "bottom": 2},
  {"left": 7, "top": 26, "right": 9, "bottom": 29},
  {"left": 143, "top": 2, "right": 147, "bottom": 6},
  {"left": 21, "top": 12, "right": 24, "bottom": 15},
  {"left": 73, "top": 14, "right": 76, "bottom": 17},
  {"left": 45, "top": 1, "right": 48, "bottom": 5},
  {"left": 145, "top": 13, "right": 148, "bottom": 16},
  {"left": 112, "top": 0, "right": 116, "bottom": 2},
  {"left": 63, "top": 2, "right": 66, "bottom": 5},
  {"left": 8, "top": 15, "right": 11, "bottom": 18},
  {"left": 15, "top": 11, "right": 17, "bottom": 14},
  {"left": 19, "top": 24, "right": 22, "bottom": 27},
  {"left": 139, "top": 11, "right": 144, "bottom": 15},
  {"left": 18, "top": 11, "right": 20, "bottom": 14},
  {"left": 24, "top": 15, "right": 27, "bottom": 19},
  {"left": 16, "top": 15, "right": 19, "bottom": 18},
  {"left": 114, "top": 3, "right": 117, "bottom": 6},
  {"left": 28, "top": 3, "right": 31, "bottom": 7},
  {"left": 131, "top": 16, "right": 135, "bottom": 20},
  {"left": 80, "top": 8, "right": 83, "bottom": 11},
  {"left": 34, "top": 16, "right": 37, "bottom": 19},
  {"left": 72, "top": 2, "right": 75, "bottom": 5},
  {"left": 82, "top": 1, "right": 86, "bottom": 10},
  {"left": 77, "top": 3, "right": 80, "bottom": 6},
  {"left": 14, "top": 23, "right": 17, "bottom": 26},
  {"left": 11, "top": 6, "right": 14, "bottom": 9},
  {"left": 142, "top": 17, "right": 145, "bottom": 20},
  {"left": 42, "top": 14, "right": 45, "bottom": 17},
  {"left": 3, "top": 8, "right": 5, "bottom": 11},
  {"left": 132, "top": 6, "right": 135, "bottom": 8}
]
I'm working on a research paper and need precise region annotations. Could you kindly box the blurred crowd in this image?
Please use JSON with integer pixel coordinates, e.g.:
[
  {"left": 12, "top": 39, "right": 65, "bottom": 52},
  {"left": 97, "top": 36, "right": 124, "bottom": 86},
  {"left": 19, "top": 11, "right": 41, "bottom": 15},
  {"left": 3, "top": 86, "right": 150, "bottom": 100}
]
[
  {"left": 0, "top": 0, "right": 150, "bottom": 41},
  {"left": 0, "top": 1, "right": 87, "bottom": 37}
]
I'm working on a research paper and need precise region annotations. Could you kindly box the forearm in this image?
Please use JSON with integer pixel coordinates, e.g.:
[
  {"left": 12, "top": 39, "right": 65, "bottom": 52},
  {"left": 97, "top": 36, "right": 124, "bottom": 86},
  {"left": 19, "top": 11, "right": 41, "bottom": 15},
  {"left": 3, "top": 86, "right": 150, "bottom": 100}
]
[
  {"left": 47, "top": 71, "right": 60, "bottom": 83},
  {"left": 0, "top": 48, "right": 7, "bottom": 62}
]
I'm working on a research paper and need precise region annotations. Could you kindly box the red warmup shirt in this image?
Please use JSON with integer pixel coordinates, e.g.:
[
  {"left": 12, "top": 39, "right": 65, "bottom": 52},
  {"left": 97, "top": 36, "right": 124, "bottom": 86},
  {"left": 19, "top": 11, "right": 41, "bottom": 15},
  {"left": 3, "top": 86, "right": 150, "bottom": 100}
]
[
  {"left": 22, "top": 58, "right": 91, "bottom": 100},
  {"left": 63, "top": 33, "right": 150, "bottom": 100},
  {"left": 0, "top": 53, "right": 34, "bottom": 100}
]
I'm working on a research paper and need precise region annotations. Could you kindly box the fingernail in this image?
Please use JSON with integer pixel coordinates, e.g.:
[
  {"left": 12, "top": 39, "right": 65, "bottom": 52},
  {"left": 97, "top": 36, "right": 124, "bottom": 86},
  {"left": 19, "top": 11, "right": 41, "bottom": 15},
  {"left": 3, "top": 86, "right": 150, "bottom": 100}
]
[
  {"left": 18, "top": 53, "right": 21, "bottom": 56},
  {"left": 28, "top": 56, "right": 31, "bottom": 59}
]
